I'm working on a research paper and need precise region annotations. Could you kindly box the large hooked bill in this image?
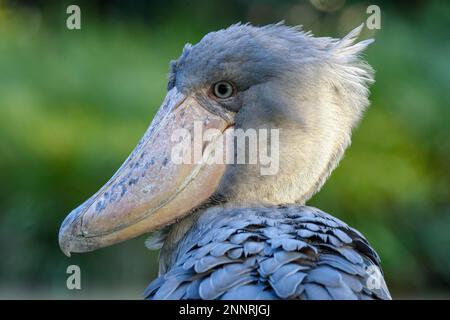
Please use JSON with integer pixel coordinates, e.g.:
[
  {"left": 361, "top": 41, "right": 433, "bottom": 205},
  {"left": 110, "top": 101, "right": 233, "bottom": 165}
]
[{"left": 59, "top": 88, "right": 235, "bottom": 256}]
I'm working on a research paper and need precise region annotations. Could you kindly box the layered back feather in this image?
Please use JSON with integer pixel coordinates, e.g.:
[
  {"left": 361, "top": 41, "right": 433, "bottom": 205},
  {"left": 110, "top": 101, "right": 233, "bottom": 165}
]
[{"left": 145, "top": 206, "right": 390, "bottom": 300}]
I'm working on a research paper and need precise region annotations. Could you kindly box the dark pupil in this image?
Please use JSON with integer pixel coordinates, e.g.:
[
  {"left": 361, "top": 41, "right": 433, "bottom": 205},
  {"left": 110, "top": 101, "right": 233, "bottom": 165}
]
[{"left": 217, "top": 83, "right": 229, "bottom": 96}]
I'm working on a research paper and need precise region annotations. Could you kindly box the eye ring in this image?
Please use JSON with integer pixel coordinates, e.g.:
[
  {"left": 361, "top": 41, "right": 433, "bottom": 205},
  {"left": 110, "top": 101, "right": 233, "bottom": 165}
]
[{"left": 212, "top": 81, "right": 235, "bottom": 99}]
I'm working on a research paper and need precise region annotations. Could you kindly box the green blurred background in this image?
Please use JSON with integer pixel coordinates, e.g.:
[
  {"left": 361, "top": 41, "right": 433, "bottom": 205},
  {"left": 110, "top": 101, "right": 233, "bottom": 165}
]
[{"left": 0, "top": 0, "right": 449, "bottom": 299}]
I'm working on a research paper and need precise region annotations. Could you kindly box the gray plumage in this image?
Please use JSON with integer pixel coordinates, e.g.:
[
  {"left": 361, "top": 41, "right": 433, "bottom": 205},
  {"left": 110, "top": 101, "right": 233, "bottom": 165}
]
[
  {"left": 140, "top": 23, "right": 390, "bottom": 299},
  {"left": 57, "top": 20, "right": 391, "bottom": 300},
  {"left": 144, "top": 205, "right": 391, "bottom": 300}
]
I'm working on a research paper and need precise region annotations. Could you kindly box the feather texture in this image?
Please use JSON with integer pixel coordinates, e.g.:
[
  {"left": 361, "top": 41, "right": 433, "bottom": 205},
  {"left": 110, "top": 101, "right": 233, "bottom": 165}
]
[{"left": 144, "top": 205, "right": 391, "bottom": 300}]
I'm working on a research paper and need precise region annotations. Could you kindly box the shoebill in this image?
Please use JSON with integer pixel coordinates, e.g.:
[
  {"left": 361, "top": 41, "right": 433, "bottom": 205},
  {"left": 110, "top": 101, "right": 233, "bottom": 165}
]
[{"left": 59, "top": 23, "right": 391, "bottom": 300}]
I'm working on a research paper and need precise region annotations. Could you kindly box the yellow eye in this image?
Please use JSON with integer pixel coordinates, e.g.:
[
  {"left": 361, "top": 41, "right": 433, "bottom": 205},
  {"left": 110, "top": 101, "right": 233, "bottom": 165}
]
[{"left": 212, "top": 81, "right": 235, "bottom": 99}]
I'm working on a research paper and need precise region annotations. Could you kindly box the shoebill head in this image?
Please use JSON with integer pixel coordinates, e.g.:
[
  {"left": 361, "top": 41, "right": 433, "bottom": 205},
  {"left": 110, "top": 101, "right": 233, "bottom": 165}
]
[{"left": 59, "top": 23, "right": 374, "bottom": 255}]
